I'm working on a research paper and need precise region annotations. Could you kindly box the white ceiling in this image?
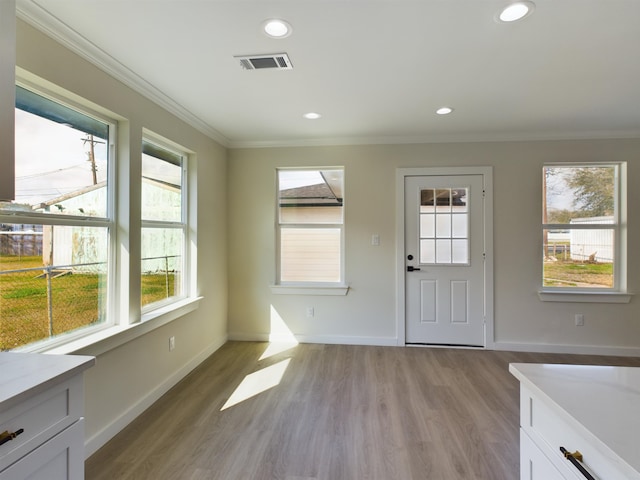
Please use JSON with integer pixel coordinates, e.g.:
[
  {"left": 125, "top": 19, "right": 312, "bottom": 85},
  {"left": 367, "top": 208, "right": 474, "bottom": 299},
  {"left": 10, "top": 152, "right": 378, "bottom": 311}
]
[{"left": 16, "top": 0, "right": 640, "bottom": 148}]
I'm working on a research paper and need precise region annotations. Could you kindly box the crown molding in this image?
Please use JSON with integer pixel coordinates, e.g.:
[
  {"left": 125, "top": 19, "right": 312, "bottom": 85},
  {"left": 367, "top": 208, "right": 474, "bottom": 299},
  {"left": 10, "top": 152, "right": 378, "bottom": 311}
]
[
  {"left": 228, "top": 129, "right": 640, "bottom": 149},
  {"left": 16, "top": 0, "right": 230, "bottom": 147}
]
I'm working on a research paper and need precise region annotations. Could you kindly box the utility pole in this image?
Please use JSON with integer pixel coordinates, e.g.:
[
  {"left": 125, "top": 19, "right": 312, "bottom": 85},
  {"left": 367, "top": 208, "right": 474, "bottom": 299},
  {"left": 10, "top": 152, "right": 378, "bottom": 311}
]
[{"left": 82, "top": 134, "right": 105, "bottom": 185}]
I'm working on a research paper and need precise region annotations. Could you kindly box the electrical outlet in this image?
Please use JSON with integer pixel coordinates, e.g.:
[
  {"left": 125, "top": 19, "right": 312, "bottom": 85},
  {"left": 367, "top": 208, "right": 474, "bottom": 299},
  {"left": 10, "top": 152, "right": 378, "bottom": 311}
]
[
  {"left": 306, "top": 307, "right": 314, "bottom": 318},
  {"left": 575, "top": 314, "right": 584, "bottom": 326},
  {"left": 169, "top": 336, "right": 175, "bottom": 351}
]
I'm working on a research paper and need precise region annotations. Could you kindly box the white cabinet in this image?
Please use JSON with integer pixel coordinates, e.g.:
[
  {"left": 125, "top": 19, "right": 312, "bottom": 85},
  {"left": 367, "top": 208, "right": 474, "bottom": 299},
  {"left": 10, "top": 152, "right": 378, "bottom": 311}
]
[
  {"left": 520, "top": 427, "right": 568, "bottom": 480},
  {"left": 510, "top": 363, "right": 640, "bottom": 480},
  {"left": 0, "top": 353, "right": 95, "bottom": 480}
]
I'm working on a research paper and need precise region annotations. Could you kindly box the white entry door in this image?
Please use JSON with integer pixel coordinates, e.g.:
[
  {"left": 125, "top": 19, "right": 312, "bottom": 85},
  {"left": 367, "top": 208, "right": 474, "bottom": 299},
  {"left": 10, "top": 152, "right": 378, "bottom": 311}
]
[{"left": 405, "top": 174, "right": 486, "bottom": 346}]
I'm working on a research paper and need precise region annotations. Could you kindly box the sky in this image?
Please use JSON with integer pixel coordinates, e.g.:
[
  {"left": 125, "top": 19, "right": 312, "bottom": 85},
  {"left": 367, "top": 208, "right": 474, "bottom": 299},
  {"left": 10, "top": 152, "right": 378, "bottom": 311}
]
[{"left": 14, "top": 108, "right": 108, "bottom": 206}]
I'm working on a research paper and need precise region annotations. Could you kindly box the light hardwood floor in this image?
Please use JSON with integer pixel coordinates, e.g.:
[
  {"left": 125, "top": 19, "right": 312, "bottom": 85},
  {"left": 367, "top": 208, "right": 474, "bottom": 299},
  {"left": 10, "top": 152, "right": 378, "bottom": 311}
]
[{"left": 86, "top": 342, "right": 640, "bottom": 479}]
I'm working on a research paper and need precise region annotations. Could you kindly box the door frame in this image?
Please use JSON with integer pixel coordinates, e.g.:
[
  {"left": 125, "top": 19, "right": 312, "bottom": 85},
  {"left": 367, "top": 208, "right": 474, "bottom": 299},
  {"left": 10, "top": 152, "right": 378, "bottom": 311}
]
[{"left": 395, "top": 167, "right": 494, "bottom": 348}]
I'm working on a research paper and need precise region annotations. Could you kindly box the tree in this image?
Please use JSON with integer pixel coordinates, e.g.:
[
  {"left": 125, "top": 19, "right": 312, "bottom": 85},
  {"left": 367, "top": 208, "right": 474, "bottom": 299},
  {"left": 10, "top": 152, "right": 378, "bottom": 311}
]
[
  {"left": 565, "top": 167, "right": 615, "bottom": 218},
  {"left": 546, "top": 208, "right": 574, "bottom": 224}
]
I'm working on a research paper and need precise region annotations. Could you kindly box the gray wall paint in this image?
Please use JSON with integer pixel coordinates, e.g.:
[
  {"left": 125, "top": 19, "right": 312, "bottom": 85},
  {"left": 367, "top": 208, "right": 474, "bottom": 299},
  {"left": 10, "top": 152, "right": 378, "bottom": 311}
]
[{"left": 228, "top": 142, "right": 640, "bottom": 354}]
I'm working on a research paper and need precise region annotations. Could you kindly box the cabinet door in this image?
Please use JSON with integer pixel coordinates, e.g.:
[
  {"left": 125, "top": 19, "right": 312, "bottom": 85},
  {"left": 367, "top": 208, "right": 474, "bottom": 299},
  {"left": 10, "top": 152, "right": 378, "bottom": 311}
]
[
  {"left": 521, "top": 429, "right": 572, "bottom": 480},
  {"left": 0, "top": 419, "right": 84, "bottom": 480}
]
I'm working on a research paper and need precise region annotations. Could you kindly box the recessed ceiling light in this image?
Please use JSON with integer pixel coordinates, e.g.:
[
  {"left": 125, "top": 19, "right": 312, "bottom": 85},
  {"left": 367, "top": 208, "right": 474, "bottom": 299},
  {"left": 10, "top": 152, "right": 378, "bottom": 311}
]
[
  {"left": 263, "top": 19, "right": 292, "bottom": 38},
  {"left": 303, "top": 112, "right": 322, "bottom": 120},
  {"left": 436, "top": 107, "right": 454, "bottom": 115},
  {"left": 497, "top": 2, "right": 535, "bottom": 22}
]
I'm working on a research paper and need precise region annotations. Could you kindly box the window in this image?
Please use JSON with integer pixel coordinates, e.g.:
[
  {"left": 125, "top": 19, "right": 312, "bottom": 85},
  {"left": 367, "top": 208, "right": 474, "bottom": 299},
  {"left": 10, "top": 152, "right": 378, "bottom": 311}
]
[
  {"left": 419, "top": 188, "right": 469, "bottom": 264},
  {"left": 141, "top": 138, "right": 187, "bottom": 309},
  {"left": 542, "top": 164, "right": 625, "bottom": 292},
  {"left": 1, "top": 84, "right": 114, "bottom": 350},
  {"left": 277, "top": 168, "right": 344, "bottom": 284}
]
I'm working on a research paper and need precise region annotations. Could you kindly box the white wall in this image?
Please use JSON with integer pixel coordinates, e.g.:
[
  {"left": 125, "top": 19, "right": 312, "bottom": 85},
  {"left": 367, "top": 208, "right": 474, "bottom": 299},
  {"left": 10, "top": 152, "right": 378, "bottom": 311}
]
[
  {"left": 228, "top": 141, "right": 640, "bottom": 355},
  {"left": 17, "top": 20, "right": 229, "bottom": 455}
]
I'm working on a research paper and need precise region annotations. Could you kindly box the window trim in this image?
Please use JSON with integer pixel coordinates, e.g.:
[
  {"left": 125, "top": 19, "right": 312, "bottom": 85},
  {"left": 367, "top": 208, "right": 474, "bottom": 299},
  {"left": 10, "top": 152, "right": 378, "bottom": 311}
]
[
  {"left": 539, "top": 162, "right": 630, "bottom": 302},
  {"left": 275, "top": 167, "right": 347, "bottom": 291}
]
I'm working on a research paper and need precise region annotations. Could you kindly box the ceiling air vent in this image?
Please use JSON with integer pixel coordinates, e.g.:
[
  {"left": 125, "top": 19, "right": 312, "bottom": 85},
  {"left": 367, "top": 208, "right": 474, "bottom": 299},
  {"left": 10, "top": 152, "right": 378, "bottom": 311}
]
[{"left": 234, "top": 53, "right": 293, "bottom": 70}]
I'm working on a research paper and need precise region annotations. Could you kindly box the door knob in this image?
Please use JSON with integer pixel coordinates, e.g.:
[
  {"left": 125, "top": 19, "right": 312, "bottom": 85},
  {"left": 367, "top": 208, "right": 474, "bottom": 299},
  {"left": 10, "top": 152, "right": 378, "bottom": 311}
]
[{"left": 407, "top": 266, "right": 421, "bottom": 272}]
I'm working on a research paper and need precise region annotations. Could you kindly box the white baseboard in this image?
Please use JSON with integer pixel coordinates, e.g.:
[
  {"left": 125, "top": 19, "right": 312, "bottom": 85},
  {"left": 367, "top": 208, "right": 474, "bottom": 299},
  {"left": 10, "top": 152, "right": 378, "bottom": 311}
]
[
  {"left": 493, "top": 341, "right": 640, "bottom": 357},
  {"left": 229, "top": 333, "right": 640, "bottom": 357},
  {"left": 84, "top": 335, "right": 227, "bottom": 458},
  {"left": 227, "top": 332, "right": 398, "bottom": 347}
]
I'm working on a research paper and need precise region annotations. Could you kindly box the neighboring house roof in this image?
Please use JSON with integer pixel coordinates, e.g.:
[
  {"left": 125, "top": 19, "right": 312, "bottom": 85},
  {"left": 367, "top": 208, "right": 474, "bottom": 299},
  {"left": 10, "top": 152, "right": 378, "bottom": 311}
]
[
  {"left": 33, "top": 177, "right": 179, "bottom": 213},
  {"left": 36, "top": 181, "right": 106, "bottom": 210},
  {"left": 280, "top": 183, "right": 342, "bottom": 207}
]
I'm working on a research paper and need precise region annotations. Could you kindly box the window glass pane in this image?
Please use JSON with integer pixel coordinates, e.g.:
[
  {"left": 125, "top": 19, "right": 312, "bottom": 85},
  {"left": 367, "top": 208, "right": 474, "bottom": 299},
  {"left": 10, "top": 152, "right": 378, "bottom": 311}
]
[
  {"left": 435, "top": 189, "right": 451, "bottom": 212},
  {"left": 142, "top": 144, "right": 183, "bottom": 222},
  {"left": 420, "top": 187, "right": 469, "bottom": 265},
  {"left": 436, "top": 239, "right": 451, "bottom": 263},
  {"left": 452, "top": 214, "right": 468, "bottom": 238},
  {"left": 420, "top": 213, "right": 435, "bottom": 238},
  {"left": 0, "top": 223, "right": 108, "bottom": 350},
  {"left": 543, "top": 166, "right": 616, "bottom": 224},
  {"left": 5, "top": 90, "right": 109, "bottom": 217},
  {"left": 141, "top": 227, "right": 183, "bottom": 307},
  {"left": 420, "top": 239, "right": 435, "bottom": 264},
  {"left": 280, "top": 227, "right": 340, "bottom": 282},
  {"left": 420, "top": 189, "right": 435, "bottom": 213},
  {"left": 435, "top": 214, "right": 451, "bottom": 238},
  {"left": 543, "top": 228, "right": 614, "bottom": 288},
  {"left": 453, "top": 188, "right": 468, "bottom": 212},
  {"left": 279, "top": 169, "right": 343, "bottom": 224},
  {"left": 452, "top": 239, "right": 469, "bottom": 264}
]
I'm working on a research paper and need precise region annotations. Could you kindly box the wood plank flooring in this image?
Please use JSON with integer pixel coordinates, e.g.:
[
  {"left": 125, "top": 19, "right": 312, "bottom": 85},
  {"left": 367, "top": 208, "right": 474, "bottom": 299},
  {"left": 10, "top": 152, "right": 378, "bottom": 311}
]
[{"left": 85, "top": 342, "right": 640, "bottom": 479}]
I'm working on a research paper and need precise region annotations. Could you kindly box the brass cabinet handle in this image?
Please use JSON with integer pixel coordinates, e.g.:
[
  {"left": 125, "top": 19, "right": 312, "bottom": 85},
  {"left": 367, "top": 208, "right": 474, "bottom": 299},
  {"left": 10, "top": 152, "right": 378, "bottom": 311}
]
[
  {"left": 560, "top": 447, "right": 596, "bottom": 480},
  {"left": 0, "top": 429, "right": 25, "bottom": 447}
]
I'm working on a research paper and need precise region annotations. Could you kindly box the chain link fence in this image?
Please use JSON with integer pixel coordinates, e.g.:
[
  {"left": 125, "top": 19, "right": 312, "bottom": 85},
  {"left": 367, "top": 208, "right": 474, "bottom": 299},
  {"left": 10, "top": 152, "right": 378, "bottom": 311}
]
[{"left": 1, "top": 255, "right": 179, "bottom": 351}]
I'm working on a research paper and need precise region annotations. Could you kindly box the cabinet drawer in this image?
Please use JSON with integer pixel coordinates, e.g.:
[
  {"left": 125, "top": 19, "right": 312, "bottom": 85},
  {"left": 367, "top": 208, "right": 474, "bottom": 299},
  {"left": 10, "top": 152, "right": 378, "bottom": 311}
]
[
  {"left": 520, "top": 428, "right": 573, "bottom": 480},
  {"left": 521, "top": 384, "right": 639, "bottom": 480},
  {"left": 0, "top": 375, "right": 83, "bottom": 472},
  {"left": 0, "top": 419, "right": 84, "bottom": 480}
]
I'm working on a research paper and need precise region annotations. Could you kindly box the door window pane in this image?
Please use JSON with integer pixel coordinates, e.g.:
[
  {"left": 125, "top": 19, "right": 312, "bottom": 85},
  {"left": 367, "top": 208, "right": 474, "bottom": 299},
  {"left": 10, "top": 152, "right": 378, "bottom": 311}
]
[
  {"left": 435, "top": 214, "right": 451, "bottom": 238},
  {"left": 436, "top": 239, "right": 452, "bottom": 263},
  {"left": 452, "top": 239, "right": 469, "bottom": 263},
  {"left": 419, "top": 187, "right": 469, "bottom": 264},
  {"left": 452, "top": 214, "right": 468, "bottom": 238},
  {"left": 420, "top": 239, "right": 435, "bottom": 264}
]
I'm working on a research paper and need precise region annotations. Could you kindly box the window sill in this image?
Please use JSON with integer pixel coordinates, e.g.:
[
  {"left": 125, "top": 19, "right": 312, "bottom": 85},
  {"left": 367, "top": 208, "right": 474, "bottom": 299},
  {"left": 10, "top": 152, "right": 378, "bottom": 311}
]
[
  {"left": 36, "top": 297, "right": 203, "bottom": 356},
  {"left": 538, "top": 291, "right": 632, "bottom": 303},
  {"left": 270, "top": 284, "right": 350, "bottom": 296}
]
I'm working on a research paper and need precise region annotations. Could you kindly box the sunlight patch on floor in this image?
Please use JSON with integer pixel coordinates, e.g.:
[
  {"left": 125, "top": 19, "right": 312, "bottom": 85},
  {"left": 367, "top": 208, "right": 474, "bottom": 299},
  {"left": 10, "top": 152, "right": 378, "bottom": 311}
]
[
  {"left": 260, "top": 341, "right": 298, "bottom": 361},
  {"left": 221, "top": 358, "right": 291, "bottom": 411}
]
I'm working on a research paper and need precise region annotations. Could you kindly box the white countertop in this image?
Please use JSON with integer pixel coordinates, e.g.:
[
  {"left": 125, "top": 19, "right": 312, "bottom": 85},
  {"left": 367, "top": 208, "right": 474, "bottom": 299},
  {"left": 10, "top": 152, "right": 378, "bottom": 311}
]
[
  {"left": 509, "top": 363, "right": 640, "bottom": 475},
  {"left": 0, "top": 352, "right": 95, "bottom": 411}
]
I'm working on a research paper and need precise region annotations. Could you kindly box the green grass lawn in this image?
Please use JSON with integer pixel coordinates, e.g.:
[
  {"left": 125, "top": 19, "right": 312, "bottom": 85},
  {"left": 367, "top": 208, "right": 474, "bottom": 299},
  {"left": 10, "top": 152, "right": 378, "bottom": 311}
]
[
  {"left": 1, "top": 255, "right": 175, "bottom": 350},
  {"left": 543, "top": 260, "right": 613, "bottom": 287}
]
